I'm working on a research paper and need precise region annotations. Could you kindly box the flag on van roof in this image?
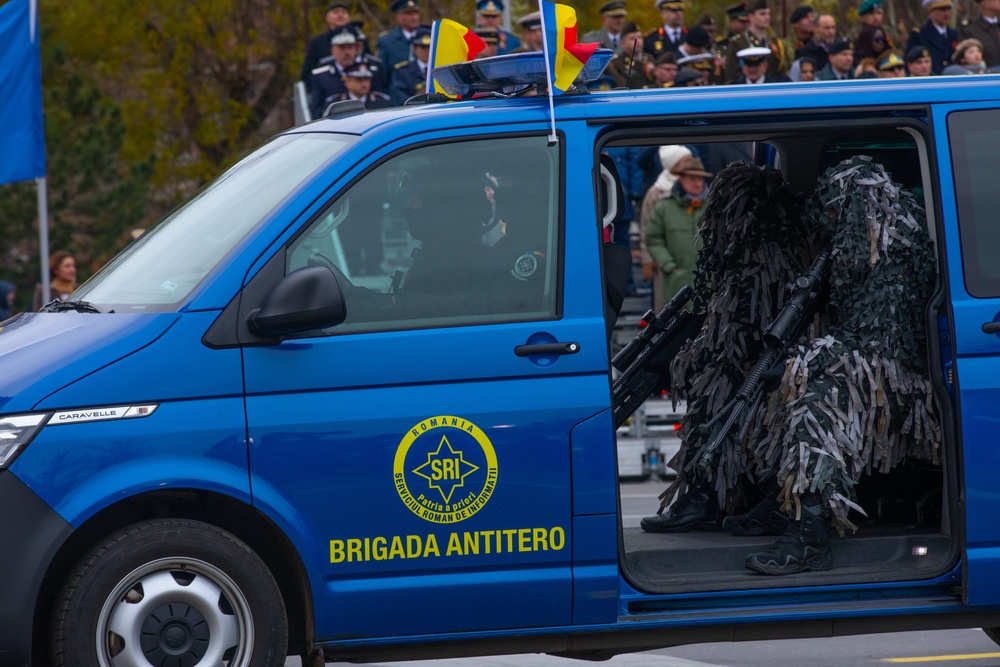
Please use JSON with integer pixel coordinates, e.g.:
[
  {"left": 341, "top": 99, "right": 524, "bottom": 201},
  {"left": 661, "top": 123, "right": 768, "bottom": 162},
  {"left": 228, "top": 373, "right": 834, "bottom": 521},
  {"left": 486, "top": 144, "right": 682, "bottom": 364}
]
[
  {"left": 0, "top": 0, "right": 46, "bottom": 185},
  {"left": 538, "top": 0, "right": 599, "bottom": 95},
  {"left": 428, "top": 19, "right": 486, "bottom": 96}
]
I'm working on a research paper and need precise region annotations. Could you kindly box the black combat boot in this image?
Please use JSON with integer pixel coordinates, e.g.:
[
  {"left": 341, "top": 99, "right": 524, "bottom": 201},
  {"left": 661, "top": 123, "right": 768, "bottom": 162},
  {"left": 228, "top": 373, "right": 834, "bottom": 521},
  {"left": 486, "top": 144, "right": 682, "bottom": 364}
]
[
  {"left": 723, "top": 497, "right": 792, "bottom": 536},
  {"left": 744, "top": 508, "right": 832, "bottom": 575},
  {"left": 640, "top": 485, "right": 718, "bottom": 533}
]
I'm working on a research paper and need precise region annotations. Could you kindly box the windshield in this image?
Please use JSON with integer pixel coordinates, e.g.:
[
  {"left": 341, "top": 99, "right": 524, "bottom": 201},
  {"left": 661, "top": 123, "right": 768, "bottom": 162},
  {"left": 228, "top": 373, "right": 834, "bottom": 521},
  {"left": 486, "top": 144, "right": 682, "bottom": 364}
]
[{"left": 74, "top": 132, "right": 354, "bottom": 312}]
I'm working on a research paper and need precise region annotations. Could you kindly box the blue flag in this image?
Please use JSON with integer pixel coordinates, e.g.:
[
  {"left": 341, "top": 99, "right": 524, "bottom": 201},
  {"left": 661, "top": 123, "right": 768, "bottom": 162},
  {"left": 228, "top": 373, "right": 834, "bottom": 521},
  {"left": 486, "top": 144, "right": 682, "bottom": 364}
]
[{"left": 0, "top": 0, "right": 45, "bottom": 185}]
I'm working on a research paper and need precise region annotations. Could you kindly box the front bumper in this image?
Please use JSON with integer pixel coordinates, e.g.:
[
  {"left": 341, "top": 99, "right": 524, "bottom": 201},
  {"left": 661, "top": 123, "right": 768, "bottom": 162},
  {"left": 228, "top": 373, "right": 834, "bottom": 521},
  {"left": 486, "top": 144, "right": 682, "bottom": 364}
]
[{"left": 0, "top": 471, "right": 73, "bottom": 667}]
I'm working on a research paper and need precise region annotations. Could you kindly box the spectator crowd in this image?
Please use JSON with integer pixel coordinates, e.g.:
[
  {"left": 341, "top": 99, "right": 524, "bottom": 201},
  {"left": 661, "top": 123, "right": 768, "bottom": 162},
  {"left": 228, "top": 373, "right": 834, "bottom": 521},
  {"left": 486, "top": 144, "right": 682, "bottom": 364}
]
[{"left": 300, "top": 0, "right": 1000, "bottom": 116}]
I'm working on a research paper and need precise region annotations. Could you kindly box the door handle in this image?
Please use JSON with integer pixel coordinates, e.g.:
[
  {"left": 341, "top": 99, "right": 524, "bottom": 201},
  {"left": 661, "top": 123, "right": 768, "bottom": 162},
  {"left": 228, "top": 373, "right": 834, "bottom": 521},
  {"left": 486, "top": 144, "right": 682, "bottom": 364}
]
[
  {"left": 982, "top": 321, "right": 1000, "bottom": 334},
  {"left": 515, "top": 342, "right": 580, "bottom": 356}
]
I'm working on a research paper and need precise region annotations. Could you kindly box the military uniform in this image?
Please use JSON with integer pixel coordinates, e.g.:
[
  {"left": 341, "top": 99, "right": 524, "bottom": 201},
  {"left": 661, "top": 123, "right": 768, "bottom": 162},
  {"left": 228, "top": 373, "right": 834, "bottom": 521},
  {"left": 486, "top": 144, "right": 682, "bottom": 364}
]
[
  {"left": 607, "top": 51, "right": 654, "bottom": 88},
  {"left": 644, "top": 25, "right": 687, "bottom": 57},
  {"left": 302, "top": 29, "right": 336, "bottom": 90},
  {"left": 327, "top": 90, "right": 394, "bottom": 110},
  {"left": 310, "top": 64, "right": 349, "bottom": 118},
  {"left": 358, "top": 53, "right": 389, "bottom": 93},
  {"left": 475, "top": 0, "right": 522, "bottom": 55},
  {"left": 959, "top": 15, "right": 1000, "bottom": 69},
  {"left": 723, "top": 30, "right": 786, "bottom": 82},
  {"left": 391, "top": 59, "right": 428, "bottom": 105},
  {"left": 907, "top": 0, "right": 959, "bottom": 75}
]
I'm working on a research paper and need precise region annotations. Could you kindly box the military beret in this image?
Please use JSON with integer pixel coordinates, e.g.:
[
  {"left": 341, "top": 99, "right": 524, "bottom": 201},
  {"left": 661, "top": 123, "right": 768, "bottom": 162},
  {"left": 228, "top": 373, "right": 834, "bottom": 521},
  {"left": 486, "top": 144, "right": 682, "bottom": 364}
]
[
  {"left": 655, "top": 51, "right": 678, "bottom": 65},
  {"left": 858, "top": 0, "right": 882, "bottom": 15},
  {"left": 922, "top": 0, "right": 952, "bottom": 9},
  {"left": 390, "top": 0, "right": 419, "bottom": 12},
  {"left": 326, "top": 2, "right": 349, "bottom": 12},
  {"left": 905, "top": 45, "right": 930, "bottom": 62},
  {"left": 411, "top": 26, "right": 432, "bottom": 44},
  {"left": 600, "top": 0, "right": 628, "bottom": 16},
  {"left": 622, "top": 21, "right": 639, "bottom": 34},
  {"left": 697, "top": 12, "right": 715, "bottom": 25},
  {"left": 746, "top": 0, "right": 768, "bottom": 13},
  {"left": 725, "top": 2, "right": 748, "bottom": 17},
  {"left": 519, "top": 11, "right": 542, "bottom": 29},
  {"left": 477, "top": 0, "right": 503, "bottom": 15},
  {"left": 789, "top": 6, "right": 813, "bottom": 23},
  {"left": 673, "top": 68, "right": 703, "bottom": 85},
  {"left": 828, "top": 39, "right": 853, "bottom": 54},
  {"left": 684, "top": 24, "right": 711, "bottom": 48}
]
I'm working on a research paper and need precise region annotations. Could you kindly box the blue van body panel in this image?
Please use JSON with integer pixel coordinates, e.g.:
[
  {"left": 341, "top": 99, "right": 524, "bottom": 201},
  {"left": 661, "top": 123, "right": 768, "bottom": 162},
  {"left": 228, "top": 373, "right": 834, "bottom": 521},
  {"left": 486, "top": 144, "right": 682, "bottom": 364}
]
[
  {"left": 10, "top": 397, "right": 250, "bottom": 526},
  {"left": 0, "top": 312, "right": 177, "bottom": 413},
  {"left": 36, "top": 311, "right": 243, "bottom": 408}
]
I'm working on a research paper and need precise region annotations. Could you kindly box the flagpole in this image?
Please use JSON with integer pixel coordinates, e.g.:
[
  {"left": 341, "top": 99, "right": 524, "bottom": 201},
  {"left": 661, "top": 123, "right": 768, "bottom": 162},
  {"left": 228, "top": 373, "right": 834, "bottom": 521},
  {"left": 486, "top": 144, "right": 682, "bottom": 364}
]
[
  {"left": 537, "top": 0, "right": 558, "bottom": 144},
  {"left": 426, "top": 20, "right": 439, "bottom": 93},
  {"left": 36, "top": 176, "right": 50, "bottom": 304}
]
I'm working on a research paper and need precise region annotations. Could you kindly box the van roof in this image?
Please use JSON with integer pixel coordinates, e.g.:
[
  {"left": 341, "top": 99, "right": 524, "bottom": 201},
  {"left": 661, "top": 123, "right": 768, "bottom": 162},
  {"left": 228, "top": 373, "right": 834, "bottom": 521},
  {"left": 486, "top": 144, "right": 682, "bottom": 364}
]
[{"left": 294, "top": 75, "right": 1000, "bottom": 137}]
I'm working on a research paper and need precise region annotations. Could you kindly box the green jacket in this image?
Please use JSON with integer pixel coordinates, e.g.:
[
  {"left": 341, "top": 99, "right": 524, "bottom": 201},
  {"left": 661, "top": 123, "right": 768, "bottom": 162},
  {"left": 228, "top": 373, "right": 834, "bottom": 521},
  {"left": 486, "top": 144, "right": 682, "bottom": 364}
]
[{"left": 645, "top": 190, "right": 704, "bottom": 303}]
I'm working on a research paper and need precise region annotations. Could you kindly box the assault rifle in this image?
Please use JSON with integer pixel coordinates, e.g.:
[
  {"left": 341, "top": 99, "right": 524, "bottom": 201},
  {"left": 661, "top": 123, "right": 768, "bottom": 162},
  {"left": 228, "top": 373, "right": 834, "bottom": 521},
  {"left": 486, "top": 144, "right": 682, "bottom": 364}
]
[
  {"left": 612, "top": 286, "right": 705, "bottom": 429},
  {"left": 692, "top": 251, "right": 831, "bottom": 477}
]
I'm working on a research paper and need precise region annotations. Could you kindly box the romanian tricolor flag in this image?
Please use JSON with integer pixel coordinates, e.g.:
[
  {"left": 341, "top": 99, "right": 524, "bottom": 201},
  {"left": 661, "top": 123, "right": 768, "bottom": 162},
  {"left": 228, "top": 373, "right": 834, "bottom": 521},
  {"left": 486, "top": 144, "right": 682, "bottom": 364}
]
[
  {"left": 539, "top": 0, "right": 599, "bottom": 95},
  {"left": 427, "top": 19, "right": 486, "bottom": 96}
]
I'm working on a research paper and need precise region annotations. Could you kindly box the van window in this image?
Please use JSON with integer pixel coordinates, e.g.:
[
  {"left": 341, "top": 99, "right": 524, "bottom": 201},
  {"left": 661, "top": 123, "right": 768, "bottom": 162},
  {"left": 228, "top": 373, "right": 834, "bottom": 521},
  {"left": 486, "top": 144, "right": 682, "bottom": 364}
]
[
  {"left": 75, "top": 133, "right": 353, "bottom": 312},
  {"left": 948, "top": 109, "right": 1000, "bottom": 298},
  {"left": 287, "top": 135, "right": 561, "bottom": 333}
]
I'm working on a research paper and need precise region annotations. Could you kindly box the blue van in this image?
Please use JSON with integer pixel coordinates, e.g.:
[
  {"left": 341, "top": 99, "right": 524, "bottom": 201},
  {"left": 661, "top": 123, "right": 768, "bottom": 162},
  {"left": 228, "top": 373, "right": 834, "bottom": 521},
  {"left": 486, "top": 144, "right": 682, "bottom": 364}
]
[{"left": 4, "top": 67, "right": 1000, "bottom": 667}]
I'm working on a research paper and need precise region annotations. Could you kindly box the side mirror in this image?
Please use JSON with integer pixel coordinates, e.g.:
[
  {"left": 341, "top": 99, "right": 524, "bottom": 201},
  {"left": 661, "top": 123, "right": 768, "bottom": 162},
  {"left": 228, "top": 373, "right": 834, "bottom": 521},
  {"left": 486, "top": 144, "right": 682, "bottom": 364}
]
[{"left": 247, "top": 266, "right": 347, "bottom": 338}]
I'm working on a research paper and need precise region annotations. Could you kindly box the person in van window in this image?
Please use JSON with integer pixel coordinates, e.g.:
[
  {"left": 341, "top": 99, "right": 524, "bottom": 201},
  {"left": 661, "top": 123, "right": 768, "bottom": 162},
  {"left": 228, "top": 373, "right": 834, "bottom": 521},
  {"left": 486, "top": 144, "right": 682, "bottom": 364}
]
[{"left": 32, "top": 251, "right": 77, "bottom": 312}]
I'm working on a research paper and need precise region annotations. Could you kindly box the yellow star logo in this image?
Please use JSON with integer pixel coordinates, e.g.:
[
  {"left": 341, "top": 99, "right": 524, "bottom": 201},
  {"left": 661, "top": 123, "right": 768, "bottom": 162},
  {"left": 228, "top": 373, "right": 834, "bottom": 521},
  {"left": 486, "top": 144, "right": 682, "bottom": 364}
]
[{"left": 412, "top": 435, "right": 480, "bottom": 503}]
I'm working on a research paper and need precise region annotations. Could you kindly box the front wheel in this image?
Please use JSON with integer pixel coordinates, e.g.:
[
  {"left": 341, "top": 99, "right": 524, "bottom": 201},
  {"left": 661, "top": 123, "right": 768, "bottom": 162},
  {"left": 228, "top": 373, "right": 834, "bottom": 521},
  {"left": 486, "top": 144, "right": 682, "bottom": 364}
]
[
  {"left": 984, "top": 627, "right": 1000, "bottom": 648},
  {"left": 51, "top": 519, "right": 287, "bottom": 667}
]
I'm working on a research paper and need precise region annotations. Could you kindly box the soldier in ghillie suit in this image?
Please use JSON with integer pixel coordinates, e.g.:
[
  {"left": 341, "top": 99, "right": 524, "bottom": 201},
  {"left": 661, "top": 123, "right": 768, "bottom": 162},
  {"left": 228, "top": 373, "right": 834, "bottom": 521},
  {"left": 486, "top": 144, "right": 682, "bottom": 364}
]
[
  {"left": 737, "top": 156, "right": 941, "bottom": 575},
  {"left": 641, "top": 163, "right": 814, "bottom": 533}
]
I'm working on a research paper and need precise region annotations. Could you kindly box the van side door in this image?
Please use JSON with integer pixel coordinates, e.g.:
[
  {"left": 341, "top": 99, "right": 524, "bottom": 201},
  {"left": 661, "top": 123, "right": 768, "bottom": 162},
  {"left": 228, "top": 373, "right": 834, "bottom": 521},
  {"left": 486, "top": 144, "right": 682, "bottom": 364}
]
[{"left": 239, "top": 131, "right": 614, "bottom": 640}]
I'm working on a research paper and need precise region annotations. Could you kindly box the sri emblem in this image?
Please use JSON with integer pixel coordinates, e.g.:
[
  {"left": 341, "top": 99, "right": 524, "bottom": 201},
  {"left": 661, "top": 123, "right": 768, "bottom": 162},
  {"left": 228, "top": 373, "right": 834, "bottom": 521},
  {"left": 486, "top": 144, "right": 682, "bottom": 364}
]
[
  {"left": 512, "top": 252, "right": 539, "bottom": 281},
  {"left": 394, "top": 416, "right": 498, "bottom": 523}
]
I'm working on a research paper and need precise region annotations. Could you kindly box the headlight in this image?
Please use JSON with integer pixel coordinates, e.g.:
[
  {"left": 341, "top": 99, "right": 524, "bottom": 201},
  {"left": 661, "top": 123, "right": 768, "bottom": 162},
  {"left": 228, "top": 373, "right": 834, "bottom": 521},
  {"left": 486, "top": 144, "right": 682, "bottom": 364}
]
[{"left": 0, "top": 414, "right": 49, "bottom": 468}]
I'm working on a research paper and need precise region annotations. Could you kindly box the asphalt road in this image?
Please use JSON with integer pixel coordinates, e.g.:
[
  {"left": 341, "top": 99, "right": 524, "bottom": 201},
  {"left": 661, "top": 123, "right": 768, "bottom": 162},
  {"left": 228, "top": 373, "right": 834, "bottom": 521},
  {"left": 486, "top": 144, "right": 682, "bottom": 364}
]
[{"left": 287, "top": 628, "right": 1000, "bottom": 666}]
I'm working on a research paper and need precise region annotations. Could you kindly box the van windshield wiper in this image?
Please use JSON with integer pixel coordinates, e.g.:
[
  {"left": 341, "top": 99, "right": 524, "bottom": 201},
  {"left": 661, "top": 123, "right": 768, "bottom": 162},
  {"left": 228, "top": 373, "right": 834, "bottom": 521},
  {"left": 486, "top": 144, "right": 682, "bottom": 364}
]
[{"left": 41, "top": 300, "right": 106, "bottom": 314}]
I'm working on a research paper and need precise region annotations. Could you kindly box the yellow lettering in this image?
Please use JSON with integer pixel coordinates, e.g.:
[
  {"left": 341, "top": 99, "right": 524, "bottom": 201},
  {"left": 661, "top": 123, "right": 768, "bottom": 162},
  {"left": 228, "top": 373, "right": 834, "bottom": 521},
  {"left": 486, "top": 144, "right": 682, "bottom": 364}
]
[
  {"left": 347, "top": 538, "right": 362, "bottom": 563},
  {"left": 406, "top": 534, "right": 422, "bottom": 558},
  {"left": 424, "top": 534, "right": 440, "bottom": 557},
  {"left": 373, "top": 536, "right": 387, "bottom": 560},
  {"left": 463, "top": 531, "right": 479, "bottom": 555},
  {"left": 503, "top": 529, "right": 517, "bottom": 552},
  {"left": 533, "top": 527, "right": 548, "bottom": 551},
  {"left": 518, "top": 528, "right": 531, "bottom": 551},
  {"left": 389, "top": 535, "right": 405, "bottom": 559},
  {"left": 551, "top": 526, "right": 565, "bottom": 550},
  {"left": 446, "top": 532, "right": 462, "bottom": 556},
  {"left": 330, "top": 540, "right": 344, "bottom": 563}
]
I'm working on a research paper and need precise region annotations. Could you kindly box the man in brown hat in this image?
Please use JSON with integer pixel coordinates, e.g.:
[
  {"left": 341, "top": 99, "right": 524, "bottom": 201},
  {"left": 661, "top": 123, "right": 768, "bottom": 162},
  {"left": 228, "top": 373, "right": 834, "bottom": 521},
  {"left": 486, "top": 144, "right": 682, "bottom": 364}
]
[
  {"left": 644, "top": 0, "right": 687, "bottom": 58},
  {"left": 723, "top": 0, "right": 787, "bottom": 82},
  {"left": 959, "top": 0, "right": 1000, "bottom": 68},
  {"left": 584, "top": 0, "right": 629, "bottom": 55}
]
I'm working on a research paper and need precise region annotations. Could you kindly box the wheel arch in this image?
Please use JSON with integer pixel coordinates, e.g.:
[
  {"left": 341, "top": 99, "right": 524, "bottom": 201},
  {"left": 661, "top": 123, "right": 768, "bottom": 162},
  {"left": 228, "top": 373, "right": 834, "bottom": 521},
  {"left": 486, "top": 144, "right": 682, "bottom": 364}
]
[{"left": 34, "top": 488, "right": 315, "bottom": 665}]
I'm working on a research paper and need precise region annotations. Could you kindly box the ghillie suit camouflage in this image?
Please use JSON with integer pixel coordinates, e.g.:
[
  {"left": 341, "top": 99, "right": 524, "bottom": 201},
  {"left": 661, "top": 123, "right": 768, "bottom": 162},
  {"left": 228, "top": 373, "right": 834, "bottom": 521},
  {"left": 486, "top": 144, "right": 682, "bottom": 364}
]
[
  {"left": 653, "top": 163, "right": 813, "bottom": 519},
  {"left": 752, "top": 156, "right": 940, "bottom": 535}
]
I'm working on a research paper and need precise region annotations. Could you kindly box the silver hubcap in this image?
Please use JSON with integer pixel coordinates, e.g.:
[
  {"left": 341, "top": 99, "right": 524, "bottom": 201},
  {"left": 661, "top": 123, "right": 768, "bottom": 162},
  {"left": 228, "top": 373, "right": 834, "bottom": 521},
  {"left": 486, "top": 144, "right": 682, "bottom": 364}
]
[{"left": 96, "top": 557, "right": 254, "bottom": 667}]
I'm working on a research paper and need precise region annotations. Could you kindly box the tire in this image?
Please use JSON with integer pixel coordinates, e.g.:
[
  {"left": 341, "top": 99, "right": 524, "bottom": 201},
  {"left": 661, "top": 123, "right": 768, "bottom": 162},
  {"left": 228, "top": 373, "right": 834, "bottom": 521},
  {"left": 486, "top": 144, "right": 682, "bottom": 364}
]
[
  {"left": 984, "top": 627, "right": 1000, "bottom": 647},
  {"left": 50, "top": 518, "right": 287, "bottom": 667}
]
